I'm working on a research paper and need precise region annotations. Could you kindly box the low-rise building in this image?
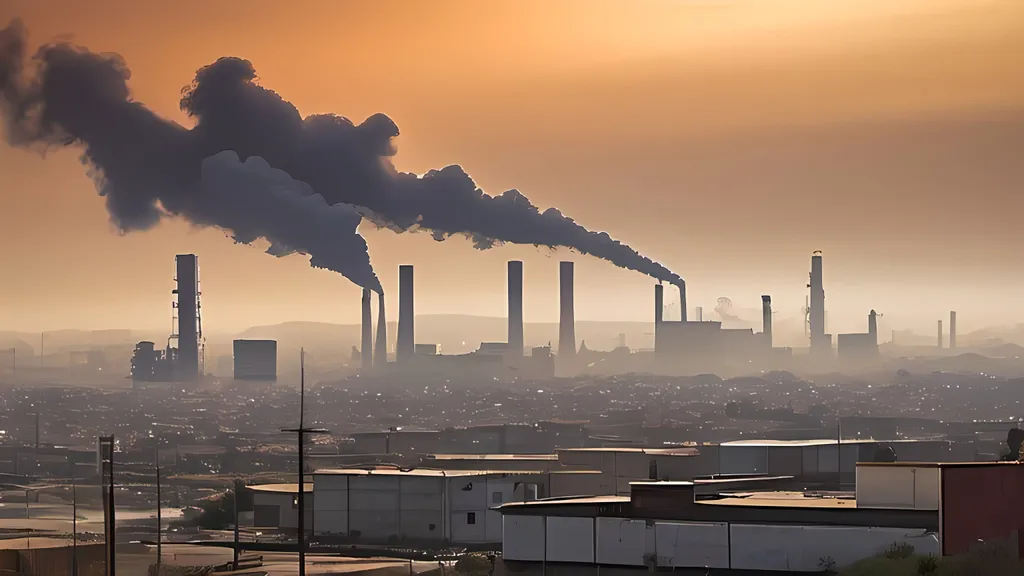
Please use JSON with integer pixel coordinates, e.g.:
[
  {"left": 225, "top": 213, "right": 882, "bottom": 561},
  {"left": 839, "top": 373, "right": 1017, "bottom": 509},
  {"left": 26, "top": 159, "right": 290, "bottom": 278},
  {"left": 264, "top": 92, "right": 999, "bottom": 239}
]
[
  {"left": 251, "top": 483, "right": 312, "bottom": 531},
  {"left": 312, "top": 468, "right": 544, "bottom": 546}
]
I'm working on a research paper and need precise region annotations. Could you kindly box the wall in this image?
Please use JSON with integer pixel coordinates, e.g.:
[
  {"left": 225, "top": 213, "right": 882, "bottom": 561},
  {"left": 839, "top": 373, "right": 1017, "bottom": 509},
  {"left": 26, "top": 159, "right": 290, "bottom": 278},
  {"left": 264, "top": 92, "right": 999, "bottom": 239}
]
[
  {"left": 253, "top": 492, "right": 311, "bottom": 530},
  {"left": 941, "top": 464, "right": 1024, "bottom": 557},
  {"left": 857, "top": 465, "right": 940, "bottom": 510},
  {"left": 501, "top": 515, "right": 936, "bottom": 572},
  {"left": 546, "top": 517, "right": 594, "bottom": 563},
  {"left": 730, "top": 524, "right": 938, "bottom": 572},
  {"left": 313, "top": 474, "right": 349, "bottom": 535}
]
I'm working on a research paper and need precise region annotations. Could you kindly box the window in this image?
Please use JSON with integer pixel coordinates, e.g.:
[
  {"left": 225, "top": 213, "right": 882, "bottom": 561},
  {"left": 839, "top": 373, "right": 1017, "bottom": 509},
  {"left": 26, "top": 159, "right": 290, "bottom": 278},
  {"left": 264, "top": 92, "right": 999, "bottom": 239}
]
[
  {"left": 492, "top": 491, "right": 503, "bottom": 504},
  {"left": 467, "top": 512, "right": 476, "bottom": 525}
]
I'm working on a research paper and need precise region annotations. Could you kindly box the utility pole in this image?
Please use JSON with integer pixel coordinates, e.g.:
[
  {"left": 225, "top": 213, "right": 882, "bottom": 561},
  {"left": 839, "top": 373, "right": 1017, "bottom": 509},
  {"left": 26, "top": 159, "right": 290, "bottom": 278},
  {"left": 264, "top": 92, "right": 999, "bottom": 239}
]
[
  {"left": 282, "top": 349, "right": 327, "bottom": 576},
  {"left": 233, "top": 478, "right": 241, "bottom": 571},
  {"left": 99, "top": 435, "right": 115, "bottom": 576},
  {"left": 155, "top": 465, "right": 161, "bottom": 575},
  {"left": 72, "top": 474, "right": 78, "bottom": 576}
]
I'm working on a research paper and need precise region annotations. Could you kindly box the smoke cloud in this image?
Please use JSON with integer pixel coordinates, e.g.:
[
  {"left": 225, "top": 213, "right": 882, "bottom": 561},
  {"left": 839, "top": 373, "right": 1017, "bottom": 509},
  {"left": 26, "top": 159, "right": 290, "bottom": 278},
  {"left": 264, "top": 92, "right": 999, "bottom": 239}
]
[{"left": 0, "top": 20, "right": 683, "bottom": 287}]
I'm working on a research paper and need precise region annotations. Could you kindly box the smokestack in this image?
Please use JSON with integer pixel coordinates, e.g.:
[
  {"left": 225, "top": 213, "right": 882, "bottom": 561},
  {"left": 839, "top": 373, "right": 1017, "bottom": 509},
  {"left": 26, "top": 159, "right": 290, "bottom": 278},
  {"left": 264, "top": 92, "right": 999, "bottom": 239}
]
[
  {"left": 508, "top": 261, "right": 524, "bottom": 356},
  {"left": 374, "top": 293, "right": 387, "bottom": 367},
  {"left": 559, "top": 261, "right": 576, "bottom": 358},
  {"left": 678, "top": 281, "right": 687, "bottom": 322},
  {"left": 654, "top": 284, "right": 664, "bottom": 325},
  {"left": 174, "top": 254, "right": 199, "bottom": 381},
  {"left": 361, "top": 288, "right": 373, "bottom": 369},
  {"left": 808, "top": 251, "right": 826, "bottom": 355},
  {"left": 397, "top": 265, "right": 414, "bottom": 362},
  {"left": 937, "top": 320, "right": 943, "bottom": 349},
  {"left": 950, "top": 311, "right": 957, "bottom": 350},
  {"left": 762, "top": 295, "right": 773, "bottom": 348},
  {"left": 868, "top": 310, "right": 878, "bottom": 344}
]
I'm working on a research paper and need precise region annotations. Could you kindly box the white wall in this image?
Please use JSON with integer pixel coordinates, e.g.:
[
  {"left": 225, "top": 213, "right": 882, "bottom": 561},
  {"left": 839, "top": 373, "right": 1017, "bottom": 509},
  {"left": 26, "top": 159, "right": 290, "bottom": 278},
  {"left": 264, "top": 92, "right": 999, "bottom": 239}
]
[
  {"left": 503, "top": 516, "right": 545, "bottom": 561},
  {"left": 856, "top": 465, "right": 939, "bottom": 510},
  {"left": 596, "top": 518, "right": 647, "bottom": 566},
  {"left": 546, "top": 517, "right": 594, "bottom": 563},
  {"left": 729, "top": 524, "right": 938, "bottom": 572},
  {"left": 654, "top": 522, "right": 729, "bottom": 569}
]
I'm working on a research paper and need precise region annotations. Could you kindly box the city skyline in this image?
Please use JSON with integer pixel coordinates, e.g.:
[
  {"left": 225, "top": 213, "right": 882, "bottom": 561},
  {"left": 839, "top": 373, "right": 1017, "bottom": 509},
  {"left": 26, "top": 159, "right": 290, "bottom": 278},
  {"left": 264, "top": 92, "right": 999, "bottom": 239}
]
[{"left": 0, "top": 0, "right": 1022, "bottom": 333}]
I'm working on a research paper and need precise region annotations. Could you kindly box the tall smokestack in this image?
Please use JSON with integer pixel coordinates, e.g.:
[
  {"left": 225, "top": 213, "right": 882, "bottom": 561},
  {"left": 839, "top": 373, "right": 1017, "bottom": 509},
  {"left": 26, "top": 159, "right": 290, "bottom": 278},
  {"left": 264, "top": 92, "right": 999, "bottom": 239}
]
[
  {"left": 678, "top": 281, "right": 687, "bottom": 322},
  {"left": 508, "top": 261, "right": 524, "bottom": 356},
  {"left": 937, "top": 320, "right": 943, "bottom": 349},
  {"left": 175, "top": 254, "right": 199, "bottom": 380},
  {"left": 950, "top": 311, "right": 957, "bottom": 350},
  {"left": 374, "top": 293, "right": 387, "bottom": 367},
  {"left": 868, "top": 310, "right": 878, "bottom": 344},
  {"left": 808, "top": 251, "right": 826, "bottom": 355},
  {"left": 559, "top": 261, "right": 576, "bottom": 358},
  {"left": 654, "top": 284, "right": 664, "bottom": 325},
  {"left": 762, "top": 295, "right": 773, "bottom": 348},
  {"left": 397, "top": 265, "right": 414, "bottom": 362},
  {"left": 361, "top": 288, "right": 373, "bottom": 369}
]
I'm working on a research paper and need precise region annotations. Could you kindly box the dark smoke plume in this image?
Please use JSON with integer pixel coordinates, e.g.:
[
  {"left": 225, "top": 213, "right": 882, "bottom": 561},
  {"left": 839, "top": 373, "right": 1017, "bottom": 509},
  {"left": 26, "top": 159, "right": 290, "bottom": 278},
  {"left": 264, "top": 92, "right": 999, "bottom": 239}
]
[{"left": 0, "top": 20, "right": 683, "bottom": 286}]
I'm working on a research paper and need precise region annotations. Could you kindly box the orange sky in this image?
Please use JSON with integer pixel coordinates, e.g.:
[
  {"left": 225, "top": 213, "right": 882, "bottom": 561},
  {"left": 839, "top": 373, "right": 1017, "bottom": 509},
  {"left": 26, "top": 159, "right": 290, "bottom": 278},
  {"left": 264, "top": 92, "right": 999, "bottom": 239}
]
[{"left": 0, "top": 0, "right": 1022, "bottom": 334}]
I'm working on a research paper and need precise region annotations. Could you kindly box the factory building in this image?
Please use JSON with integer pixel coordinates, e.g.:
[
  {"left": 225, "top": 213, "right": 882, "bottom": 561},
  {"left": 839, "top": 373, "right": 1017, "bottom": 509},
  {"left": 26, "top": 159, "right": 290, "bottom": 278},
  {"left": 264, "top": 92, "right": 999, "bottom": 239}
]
[
  {"left": 311, "top": 468, "right": 543, "bottom": 545},
  {"left": 837, "top": 309, "right": 881, "bottom": 361},
  {"left": 654, "top": 283, "right": 782, "bottom": 374},
  {"left": 130, "top": 254, "right": 203, "bottom": 383},
  {"left": 232, "top": 339, "right": 277, "bottom": 381},
  {"left": 499, "top": 460, "right": 1024, "bottom": 572}
]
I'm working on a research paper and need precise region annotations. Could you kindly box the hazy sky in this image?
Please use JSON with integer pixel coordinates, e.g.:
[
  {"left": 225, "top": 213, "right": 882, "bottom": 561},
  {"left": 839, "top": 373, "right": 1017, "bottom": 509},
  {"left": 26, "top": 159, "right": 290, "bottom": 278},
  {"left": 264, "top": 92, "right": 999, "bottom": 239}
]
[{"left": 0, "top": 0, "right": 1022, "bottom": 334}]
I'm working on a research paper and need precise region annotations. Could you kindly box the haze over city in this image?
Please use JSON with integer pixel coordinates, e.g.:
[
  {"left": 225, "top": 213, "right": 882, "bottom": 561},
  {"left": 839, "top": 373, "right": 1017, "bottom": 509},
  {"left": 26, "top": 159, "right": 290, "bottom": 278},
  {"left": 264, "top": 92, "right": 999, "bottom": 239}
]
[
  {"left": 5, "top": 2, "right": 1024, "bottom": 575},
  {"left": 0, "top": 0, "right": 1021, "bottom": 335}
]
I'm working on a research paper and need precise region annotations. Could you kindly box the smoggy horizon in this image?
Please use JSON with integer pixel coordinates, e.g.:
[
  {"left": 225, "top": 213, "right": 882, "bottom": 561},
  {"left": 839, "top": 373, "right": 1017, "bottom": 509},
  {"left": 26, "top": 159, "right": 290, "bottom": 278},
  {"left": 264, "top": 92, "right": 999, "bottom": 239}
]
[{"left": 1, "top": 0, "right": 1022, "bottom": 335}]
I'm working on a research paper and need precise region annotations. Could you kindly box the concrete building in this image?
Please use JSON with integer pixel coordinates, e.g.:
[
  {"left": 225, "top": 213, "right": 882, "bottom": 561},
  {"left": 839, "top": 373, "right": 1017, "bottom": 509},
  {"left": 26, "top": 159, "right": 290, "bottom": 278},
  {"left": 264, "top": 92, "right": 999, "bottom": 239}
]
[
  {"left": 232, "top": 339, "right": 277, "bottom": 381},
  {"left": 312, "top": 468, "right": 544, "bottom": 545},
  {"left": 251, "top": 483, "right": 313, "bottom": 531},
  {"left": 498, "top": 467, "right": 946, "bottom": 572},
  {"left": 715, "top": 439, "right": 956, "bottom": 485},
  {"left": 556, "top": 447, "right": 711, "bottom": 495}
]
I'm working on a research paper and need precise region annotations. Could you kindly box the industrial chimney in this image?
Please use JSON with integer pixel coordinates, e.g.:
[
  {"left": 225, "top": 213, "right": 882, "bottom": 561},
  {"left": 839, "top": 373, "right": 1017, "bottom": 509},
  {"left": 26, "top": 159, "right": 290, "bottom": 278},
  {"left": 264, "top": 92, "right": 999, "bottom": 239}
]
[
  {"left": 808, "top": 251, "right": 826, "bottom": 355},
  {"left": 397, "top": 265, "right": 415, "bottom": 362},
  {"left": 559, "top": 261, "right": 576, "bottom": 358},
  {"left": 868, "top": 310, "right": 878, "bottom": 345},
  {"left": 937, "top": 320, "right": 943, "bottom": 349},
  {"left": 508, "top": 261, "right": 524, "bottom": 356},
  {"left": 654, "top": 284, "right": 664, "bottom": 325},
  {"left": 361, "top": 288, "right": 373, "bottom": 369},
  {"left": 762, "top": 295, "right": 773, "bottom": 348},
  {"left": 174, "top": 254, "right": 200, "bottom": 381},
  {"left": 950, "top": 311, "right": 957, "bottom": 350},
  {"left": 374, "top": 293, "right": 388, "bottom": 367},
  {"left": 678, "top": 280, "right": 688, "bottom": 322}
]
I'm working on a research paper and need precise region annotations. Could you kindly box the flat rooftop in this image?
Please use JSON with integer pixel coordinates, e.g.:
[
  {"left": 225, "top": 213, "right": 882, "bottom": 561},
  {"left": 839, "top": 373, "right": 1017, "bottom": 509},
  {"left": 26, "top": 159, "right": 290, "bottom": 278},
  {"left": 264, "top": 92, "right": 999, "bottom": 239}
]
[
  {"left": 498, "top": 495, "right": 630, "bottom": 509},
  {"left": 314, "top": 468, "right": 543, "bottom": 477},
  {"left": 424, "top": 454, "right": 558, "bottom": 461},
  {"left": 558, "top": 447, "right": 698, "bottom": 456},
  {"left": 721, "top": 439, "right": 947, "bottom": 447},
  {"left": 698, "top": 491, "right": 857, "bottom": 509},
  {"left": 249, "top": 483, "right": 313, "bottom": 494}
]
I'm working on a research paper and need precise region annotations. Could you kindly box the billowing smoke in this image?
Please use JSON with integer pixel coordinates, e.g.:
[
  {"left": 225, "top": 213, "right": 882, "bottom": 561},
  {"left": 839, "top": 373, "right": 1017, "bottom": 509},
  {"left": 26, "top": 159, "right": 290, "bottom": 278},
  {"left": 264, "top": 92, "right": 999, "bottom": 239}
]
[
  {"left": 0, "top": 20, "right": 683, "bottom": 286},
  {"left": 200, "top": 151, "right": 380, "bottom": 292}
]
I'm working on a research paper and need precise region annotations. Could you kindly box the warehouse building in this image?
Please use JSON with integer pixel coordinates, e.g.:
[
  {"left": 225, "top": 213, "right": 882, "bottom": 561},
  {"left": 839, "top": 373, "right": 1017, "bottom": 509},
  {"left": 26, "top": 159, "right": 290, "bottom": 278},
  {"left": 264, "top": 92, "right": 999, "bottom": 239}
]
[
  {"left": 311, "top": 468, "right": 544, "bottom": 545},
  {"left": 498, "top": 460, "right": 1024, "bottom": 573},
  {"left": 251, "top": 483, "right": 312, "bottom": 531}
]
